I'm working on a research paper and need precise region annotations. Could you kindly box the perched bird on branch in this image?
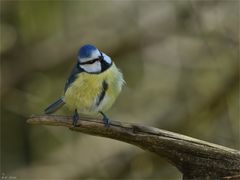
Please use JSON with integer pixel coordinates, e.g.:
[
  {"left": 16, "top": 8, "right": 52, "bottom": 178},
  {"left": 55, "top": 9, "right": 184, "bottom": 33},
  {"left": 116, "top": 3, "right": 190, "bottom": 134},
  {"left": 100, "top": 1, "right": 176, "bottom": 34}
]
[{"left": 44, "top": 44, "right": 125, "bottom": 126}]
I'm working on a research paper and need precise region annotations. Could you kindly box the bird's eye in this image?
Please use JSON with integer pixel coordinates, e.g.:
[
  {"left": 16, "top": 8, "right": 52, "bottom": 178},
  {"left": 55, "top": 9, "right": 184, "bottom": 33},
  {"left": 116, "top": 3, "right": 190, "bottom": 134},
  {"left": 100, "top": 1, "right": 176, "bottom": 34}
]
[
  {"left": 89, "top": 59, "right": 98, "bottom": 64},
  {"left": 79, "top": 58, "right": 99, "bottom": 65}
]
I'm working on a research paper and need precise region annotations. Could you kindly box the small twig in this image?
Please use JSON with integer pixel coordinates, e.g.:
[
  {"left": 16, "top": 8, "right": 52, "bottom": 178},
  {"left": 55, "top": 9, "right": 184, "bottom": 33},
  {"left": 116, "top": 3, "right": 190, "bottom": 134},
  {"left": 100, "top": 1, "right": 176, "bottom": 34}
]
[{"left": 27, "top": 115, "right": 240, "bottom": 179}]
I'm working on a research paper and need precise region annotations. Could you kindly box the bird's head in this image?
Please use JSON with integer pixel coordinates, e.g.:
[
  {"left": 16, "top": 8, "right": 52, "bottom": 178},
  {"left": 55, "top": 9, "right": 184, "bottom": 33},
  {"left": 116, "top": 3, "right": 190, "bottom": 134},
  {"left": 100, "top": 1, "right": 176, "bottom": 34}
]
[{"left": 77, "top": 44, "right": 112, "bottom": 73}]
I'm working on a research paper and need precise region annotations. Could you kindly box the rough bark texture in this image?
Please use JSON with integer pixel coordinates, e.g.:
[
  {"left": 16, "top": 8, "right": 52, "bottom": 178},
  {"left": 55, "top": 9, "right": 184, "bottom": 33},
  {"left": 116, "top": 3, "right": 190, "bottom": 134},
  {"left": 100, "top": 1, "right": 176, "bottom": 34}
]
[{"left": 27, "top": 115, "right": 240, "bottom": 179}]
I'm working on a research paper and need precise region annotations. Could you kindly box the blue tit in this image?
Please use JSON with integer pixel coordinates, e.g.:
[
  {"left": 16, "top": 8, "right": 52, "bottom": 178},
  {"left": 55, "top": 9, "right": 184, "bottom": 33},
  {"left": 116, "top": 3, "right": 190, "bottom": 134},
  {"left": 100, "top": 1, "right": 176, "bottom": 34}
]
[{"left": 44, "top": 44, "right": 125, "bottom": 127}]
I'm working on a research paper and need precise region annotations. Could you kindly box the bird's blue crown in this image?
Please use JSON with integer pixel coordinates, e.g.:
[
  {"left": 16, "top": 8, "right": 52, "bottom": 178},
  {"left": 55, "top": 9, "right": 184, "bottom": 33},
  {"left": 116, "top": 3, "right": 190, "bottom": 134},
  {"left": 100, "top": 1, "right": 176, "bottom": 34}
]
[{"left": 78, "top": 44, "right": 98, "bottom": 58}]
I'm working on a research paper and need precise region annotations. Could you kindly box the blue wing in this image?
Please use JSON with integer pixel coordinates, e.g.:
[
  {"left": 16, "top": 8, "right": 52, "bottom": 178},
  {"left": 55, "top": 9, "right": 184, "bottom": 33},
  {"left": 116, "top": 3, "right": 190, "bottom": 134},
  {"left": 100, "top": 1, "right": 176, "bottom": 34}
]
[
  {"left": 44, "top": 63, "right": 83, "bottom": 114},
  {"left": 64, "top": 63, "right": 84, "bottom": 93}
]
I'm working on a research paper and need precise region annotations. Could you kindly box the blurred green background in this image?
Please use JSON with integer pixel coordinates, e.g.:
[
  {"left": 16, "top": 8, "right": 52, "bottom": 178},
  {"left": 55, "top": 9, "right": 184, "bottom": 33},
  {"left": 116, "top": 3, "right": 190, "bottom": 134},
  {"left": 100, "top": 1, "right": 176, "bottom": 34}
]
[{"left": 0, "top": 0, "right": 239, "bottom": 179}]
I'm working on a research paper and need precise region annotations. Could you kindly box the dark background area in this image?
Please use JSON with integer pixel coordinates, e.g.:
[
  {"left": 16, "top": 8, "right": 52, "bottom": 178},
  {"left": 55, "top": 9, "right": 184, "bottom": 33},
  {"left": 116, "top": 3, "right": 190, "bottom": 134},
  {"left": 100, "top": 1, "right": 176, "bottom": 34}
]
[{"left": 1, "top": 0, "right": 239, "bottom": 179}]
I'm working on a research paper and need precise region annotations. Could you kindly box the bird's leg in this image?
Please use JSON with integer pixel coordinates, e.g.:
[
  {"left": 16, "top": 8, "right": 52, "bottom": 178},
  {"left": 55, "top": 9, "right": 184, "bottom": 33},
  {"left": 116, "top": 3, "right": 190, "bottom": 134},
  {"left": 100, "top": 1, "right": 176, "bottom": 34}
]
[
  {"left": 99, "top": 111, "right": 110, "bottom": 127},
  {"left": 72, "top": 109, "right": 80, "bottom": 127}
]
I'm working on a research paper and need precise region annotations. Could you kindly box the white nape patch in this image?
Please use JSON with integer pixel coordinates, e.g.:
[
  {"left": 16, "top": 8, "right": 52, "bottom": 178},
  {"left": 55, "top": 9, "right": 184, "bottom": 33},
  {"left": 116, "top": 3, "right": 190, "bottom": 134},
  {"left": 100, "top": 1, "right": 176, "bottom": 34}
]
[
  {"left": 80, "top": 61, "right": 101, "bottom": 73},
  {"left": 79, "top": 49, "right": 101, "bottom": 63},
  {"left": 102, "top": 53, "right": 112, "bottom": 64}
]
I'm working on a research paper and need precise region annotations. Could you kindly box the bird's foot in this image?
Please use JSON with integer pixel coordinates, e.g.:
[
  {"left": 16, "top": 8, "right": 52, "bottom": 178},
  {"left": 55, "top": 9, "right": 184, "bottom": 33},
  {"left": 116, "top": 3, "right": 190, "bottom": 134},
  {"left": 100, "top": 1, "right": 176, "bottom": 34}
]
[
  {"left": 72, "top": 109, "right": 80, "bottom": 127},
  {"left": 99, "top": 111, "right": 110, "bottom": 127}
]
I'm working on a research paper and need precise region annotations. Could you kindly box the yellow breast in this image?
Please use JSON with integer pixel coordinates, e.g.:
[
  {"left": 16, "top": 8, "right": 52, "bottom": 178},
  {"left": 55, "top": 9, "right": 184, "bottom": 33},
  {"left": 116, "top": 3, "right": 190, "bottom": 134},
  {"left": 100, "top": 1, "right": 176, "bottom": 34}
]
[{"left": 64, "top": 63, "right": 124, "bottom": 114}]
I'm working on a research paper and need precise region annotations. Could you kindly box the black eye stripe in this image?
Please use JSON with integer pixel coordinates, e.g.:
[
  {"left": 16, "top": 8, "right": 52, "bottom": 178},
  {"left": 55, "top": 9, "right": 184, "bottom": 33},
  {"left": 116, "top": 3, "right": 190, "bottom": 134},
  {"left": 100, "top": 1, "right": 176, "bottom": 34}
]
[{"left": 79, "top": 58, "right": 99, "bottom": 65}]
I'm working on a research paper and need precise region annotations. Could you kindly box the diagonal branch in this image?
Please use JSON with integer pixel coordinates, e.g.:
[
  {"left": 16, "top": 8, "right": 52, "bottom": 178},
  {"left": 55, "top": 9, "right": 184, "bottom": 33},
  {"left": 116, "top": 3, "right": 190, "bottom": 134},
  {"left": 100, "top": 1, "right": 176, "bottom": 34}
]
[{"left": 27, "top": 115, "right": 240, "bottom": 179}]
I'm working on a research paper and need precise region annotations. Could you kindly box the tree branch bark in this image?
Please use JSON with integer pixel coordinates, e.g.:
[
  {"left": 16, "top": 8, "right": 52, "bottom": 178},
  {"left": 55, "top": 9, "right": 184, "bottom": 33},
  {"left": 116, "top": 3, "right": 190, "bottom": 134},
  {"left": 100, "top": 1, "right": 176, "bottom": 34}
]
[{"left": 27, "top": 115, "right": 240, "bottom": 179}]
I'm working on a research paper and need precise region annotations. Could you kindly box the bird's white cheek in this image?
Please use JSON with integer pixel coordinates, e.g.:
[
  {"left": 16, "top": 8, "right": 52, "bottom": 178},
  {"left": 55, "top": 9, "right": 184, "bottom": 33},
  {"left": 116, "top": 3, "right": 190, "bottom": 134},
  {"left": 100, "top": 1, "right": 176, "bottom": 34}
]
[{"left": 80, "top": 61, "right": 101, "bottom": 73}]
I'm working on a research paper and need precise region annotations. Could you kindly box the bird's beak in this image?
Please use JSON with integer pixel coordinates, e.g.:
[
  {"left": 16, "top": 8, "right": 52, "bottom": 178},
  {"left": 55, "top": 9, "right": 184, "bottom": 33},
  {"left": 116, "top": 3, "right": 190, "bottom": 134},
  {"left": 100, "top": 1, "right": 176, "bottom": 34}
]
[{"left": 99, "top": 51, "right": 104, "bottom": 62}]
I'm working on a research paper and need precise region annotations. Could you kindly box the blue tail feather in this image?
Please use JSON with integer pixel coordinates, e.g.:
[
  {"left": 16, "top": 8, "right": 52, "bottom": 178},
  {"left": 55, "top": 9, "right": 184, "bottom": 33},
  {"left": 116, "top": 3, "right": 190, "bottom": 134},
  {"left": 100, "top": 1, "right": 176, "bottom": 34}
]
[{"left": 44, "top": 98, "right": 65, "bottom": 114}]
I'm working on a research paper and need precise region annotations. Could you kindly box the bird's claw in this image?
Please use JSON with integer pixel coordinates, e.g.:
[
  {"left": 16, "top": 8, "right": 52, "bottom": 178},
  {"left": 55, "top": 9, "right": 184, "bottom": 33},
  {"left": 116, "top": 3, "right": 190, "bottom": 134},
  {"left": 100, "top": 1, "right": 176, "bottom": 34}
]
[
  {"left": 72, "top": 109, "right": 80, "bottom": 127},
  {"left": 100, "top": 111, "right": 110, "bottom": 127}
]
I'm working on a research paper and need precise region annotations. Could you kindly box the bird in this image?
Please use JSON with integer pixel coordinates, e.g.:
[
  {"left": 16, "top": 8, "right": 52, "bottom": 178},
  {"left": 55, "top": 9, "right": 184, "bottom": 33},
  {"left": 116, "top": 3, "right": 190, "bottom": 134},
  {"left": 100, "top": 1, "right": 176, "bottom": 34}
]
[{"left": 44, "top": 44, "right": 125, "bottom": 127}]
